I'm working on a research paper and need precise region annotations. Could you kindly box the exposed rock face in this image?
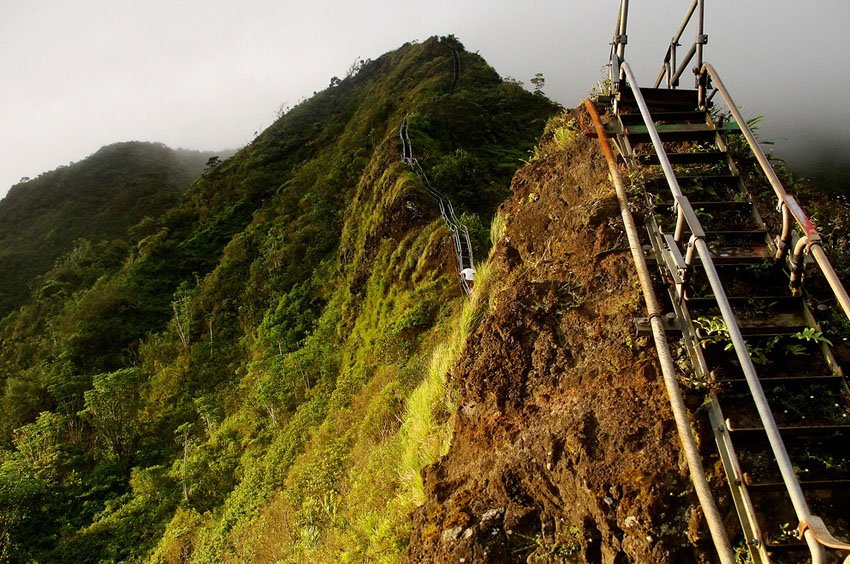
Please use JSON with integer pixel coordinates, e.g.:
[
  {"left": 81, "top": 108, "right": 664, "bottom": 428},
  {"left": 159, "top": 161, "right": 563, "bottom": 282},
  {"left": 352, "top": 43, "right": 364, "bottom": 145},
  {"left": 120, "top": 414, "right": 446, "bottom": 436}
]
[{"left": 407, "top": 112, "right": 712, "bottom": 563}]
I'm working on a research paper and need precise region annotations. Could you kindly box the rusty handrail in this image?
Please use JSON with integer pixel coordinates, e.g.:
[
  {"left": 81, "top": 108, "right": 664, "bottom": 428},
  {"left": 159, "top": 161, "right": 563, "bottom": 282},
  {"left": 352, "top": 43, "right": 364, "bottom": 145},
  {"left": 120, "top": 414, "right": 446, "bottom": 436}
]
[{"left": 701, "top": 63, "right": 850, "bottom": 325}]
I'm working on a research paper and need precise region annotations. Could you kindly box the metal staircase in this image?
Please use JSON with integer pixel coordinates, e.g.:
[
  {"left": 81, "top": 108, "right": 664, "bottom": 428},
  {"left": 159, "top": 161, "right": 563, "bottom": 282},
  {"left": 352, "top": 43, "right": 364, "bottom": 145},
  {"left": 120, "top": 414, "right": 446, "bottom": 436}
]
[
  {"left": 595, "top": 1, "right": 850, "bottom": 562},
  {"left": 400, "top": 117, "right": 475, "bottom": 295}
]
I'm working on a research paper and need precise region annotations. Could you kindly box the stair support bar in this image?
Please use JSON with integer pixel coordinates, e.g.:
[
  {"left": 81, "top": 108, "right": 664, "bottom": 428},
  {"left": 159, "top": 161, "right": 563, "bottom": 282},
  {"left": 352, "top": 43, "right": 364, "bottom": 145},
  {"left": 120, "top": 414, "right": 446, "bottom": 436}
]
[
  {"left": 620, "top": 61, "right": 832, "bottom": 563},
  {"left": 584, "top": 98, "right": 735, "bottom": 564}
]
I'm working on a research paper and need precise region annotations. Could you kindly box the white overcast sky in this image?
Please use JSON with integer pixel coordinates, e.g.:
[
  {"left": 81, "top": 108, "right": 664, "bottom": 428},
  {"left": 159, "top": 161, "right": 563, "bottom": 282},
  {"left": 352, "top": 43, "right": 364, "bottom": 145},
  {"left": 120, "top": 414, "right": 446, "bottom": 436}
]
[{"left": 2, "top": 1, "right": 849, "bottom": 196}]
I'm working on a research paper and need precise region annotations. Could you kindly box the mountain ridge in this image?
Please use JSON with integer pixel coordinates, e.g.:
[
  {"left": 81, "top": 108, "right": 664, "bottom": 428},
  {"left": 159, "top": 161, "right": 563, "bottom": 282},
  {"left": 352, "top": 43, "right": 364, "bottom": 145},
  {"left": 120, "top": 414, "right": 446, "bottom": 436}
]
[{"left": 0, "top": 36, "right": 560, "bottom": 561}]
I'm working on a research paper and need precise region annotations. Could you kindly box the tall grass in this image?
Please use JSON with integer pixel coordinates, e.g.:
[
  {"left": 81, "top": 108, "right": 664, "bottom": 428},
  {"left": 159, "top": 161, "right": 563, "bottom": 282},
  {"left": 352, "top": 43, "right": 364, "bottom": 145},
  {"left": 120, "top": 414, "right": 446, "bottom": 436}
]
[{"left": 397, "top": 260, "right": 492, "bottom": 505}]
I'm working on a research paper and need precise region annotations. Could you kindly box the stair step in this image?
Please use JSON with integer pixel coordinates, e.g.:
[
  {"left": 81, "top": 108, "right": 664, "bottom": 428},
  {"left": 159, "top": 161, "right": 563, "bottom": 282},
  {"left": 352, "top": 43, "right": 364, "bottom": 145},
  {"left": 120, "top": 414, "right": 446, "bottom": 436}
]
[
  {"left": 619, "top": 111, "right": 707, "bottom": 126},
  {"left": 724, "top": 376, "right": 846, "bottom": 388},
  {"left": 685, "top": 293, "right": 799, "bottom": 306},
  {"left": 704, "top": 244, "right": 769, "bottom": 264},
  {"left": 746, "top": 478, "right": 850, "bottom": 492},
  {"left": 727, "top": 424, "right": 850, "bottom": 438},
  {"left": 650, "top": 176, "right": 746, "bottom": 203},
  {"left": 763, "top": 541, "right": 809, "bottom": 552},
  {"left": 701, "top": 229, "right": 768, "bottom": 239},
  {"left": 686, "top": 295, "right": 804, "bottom": 318},
  {"left": 684, "top": 201, "right": 754, "bottom": 213},
  {"left": 648, "top": 175, "right": 740, "bottom": 190},
  {"left": 626, "top": 124, "right": 717, "bottom": 144},
  {"left": 637, "top": 151, "right": 727, "bottom": 165},
  {"left": 685, "top": 264, "right": 790, "bottom": 299},
  {"left": 617, "top": 85, "right": 699, "bottom": 110}
]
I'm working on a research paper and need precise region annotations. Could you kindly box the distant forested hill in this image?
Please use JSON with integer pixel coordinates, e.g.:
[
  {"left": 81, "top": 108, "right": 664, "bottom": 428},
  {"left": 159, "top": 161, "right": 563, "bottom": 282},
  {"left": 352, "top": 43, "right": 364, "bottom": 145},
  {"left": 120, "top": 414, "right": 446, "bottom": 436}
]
[{"left": 0, "top": 142, "right": 220, "bottom": 314}]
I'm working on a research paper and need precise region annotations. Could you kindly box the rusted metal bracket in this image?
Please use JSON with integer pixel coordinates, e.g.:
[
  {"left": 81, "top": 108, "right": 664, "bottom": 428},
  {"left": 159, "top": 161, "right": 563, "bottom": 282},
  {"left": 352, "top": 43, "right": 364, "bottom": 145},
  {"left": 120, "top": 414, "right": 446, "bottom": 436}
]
[
  {"left": 634, "top": 312, "right": 678, "bottom": 335},
  {"left": 797, "top": 516, "right": 850, "bottom": 551}
]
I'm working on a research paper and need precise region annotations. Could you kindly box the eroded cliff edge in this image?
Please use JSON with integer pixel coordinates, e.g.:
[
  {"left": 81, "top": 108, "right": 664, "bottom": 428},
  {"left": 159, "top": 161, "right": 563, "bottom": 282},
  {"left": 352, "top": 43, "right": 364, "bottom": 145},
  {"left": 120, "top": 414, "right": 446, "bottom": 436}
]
[{"left": 407, "top": 110, "right": 715, "bottom": 563}]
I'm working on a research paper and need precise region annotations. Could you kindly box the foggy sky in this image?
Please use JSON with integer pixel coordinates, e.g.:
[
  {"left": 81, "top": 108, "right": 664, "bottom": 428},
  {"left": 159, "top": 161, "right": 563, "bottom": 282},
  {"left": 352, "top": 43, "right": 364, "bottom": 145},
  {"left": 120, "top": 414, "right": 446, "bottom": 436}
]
[{"left": 2, "top": 0, "right": 849, "bottom": 197}]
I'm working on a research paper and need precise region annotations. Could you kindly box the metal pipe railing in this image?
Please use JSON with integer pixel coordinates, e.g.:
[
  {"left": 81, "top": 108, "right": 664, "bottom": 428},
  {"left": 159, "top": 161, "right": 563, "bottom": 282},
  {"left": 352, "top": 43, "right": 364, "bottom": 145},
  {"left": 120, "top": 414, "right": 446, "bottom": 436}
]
[
  {"left": 695, "top": 0, "right": 706, "bottom": 78},
  {"left": 616, "top": 0, "right": 629, "bottom": 64},
  {"left": 400, "top": 118, "right": 475, "bottom": 296},
  {"left": 621, "top": 64, "right": 706, "bottom": 246},
  {"left": 702, "top": 63, "right": 850, "bottom": 325},
  {"left": 584, "top": 98, "right": 735, "bottom": 564},
  {"left": 653, "top": 0, "right": 706, "bottom": 90},
  {"left": 608, "top": 0, "right": 630, "bottom": 91},
  {"left": 620, "top": 62, "right": 829, "bottom": 563},
  {"left": 654, "top": 0, "right": 698, "bottom": 88}
]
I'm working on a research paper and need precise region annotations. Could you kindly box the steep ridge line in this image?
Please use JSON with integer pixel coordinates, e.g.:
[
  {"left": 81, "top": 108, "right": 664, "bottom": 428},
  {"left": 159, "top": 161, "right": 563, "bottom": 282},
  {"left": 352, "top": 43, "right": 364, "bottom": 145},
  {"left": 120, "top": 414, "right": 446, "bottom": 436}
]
[
  {"left": 449, "top": 47, "right": 460, "bottom": 93},
  {"left": 400, "top": 116, "right": 475, "bottom": 295}
]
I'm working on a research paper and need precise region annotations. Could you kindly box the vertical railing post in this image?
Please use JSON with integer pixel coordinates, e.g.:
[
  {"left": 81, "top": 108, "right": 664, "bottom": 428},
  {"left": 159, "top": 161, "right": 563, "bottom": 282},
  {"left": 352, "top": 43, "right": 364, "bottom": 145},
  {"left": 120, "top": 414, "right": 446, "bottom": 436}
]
[
  {"left": 617, "top": 0, "right": 629, "bottom": 63},
  {"left": 696, "top": 0, "right": 705, "bottom": 74},
  {"left": 670, "top": 39, "right": 677, "bottom": 88},
  {"left": 696, "top": 0, "right": 708, "bottom": 105}
]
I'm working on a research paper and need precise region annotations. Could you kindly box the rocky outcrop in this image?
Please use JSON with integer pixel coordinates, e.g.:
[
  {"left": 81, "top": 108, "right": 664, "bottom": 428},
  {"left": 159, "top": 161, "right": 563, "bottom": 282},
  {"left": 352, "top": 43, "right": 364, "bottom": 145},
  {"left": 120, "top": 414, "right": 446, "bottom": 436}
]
[{"left": 407, "top": 111, "right": 713, "bottom": 563}]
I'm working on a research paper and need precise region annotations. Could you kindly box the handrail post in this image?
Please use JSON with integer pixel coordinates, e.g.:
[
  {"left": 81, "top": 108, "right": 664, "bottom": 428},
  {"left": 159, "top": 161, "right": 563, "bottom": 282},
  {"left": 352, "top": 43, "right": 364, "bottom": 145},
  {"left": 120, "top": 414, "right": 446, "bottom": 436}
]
[
  {"left": 617, "top": 0, "right": 629, "bottom": 63},
  {"left": 696, "top": 0, "right": 708, "bottom": 104},
  {"left": 696, "top": 0, "right": 706, "bottom": 81},
  {"left": 670, "top": 39, "right": 677, "bottom": 88},
  {"left": 775, "top": 201, "right": 793, "bottom": 263}
]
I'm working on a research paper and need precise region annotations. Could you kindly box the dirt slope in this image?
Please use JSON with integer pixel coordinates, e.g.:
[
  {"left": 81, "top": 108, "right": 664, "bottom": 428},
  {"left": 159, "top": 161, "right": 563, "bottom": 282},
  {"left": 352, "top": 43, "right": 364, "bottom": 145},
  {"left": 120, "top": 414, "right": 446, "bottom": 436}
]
[{"left": 406, "top": 111, "right": 713, "bottom": 563}]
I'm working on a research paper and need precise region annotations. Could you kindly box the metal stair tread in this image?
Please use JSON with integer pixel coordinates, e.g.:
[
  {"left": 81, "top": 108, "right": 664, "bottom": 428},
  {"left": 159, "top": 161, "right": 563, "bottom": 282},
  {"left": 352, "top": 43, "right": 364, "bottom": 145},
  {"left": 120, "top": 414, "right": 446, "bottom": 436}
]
[
  {"left": 619, "top": 110, "right": 707, "bottom": 125},
  {"left": 626, "top": 128, "right": 717, "bottom": 143},
  {"left": 723, "top": 375, "right": 845, "bottom": 387},
  {"left": 616, "top": 85, "right": 700, "bottom": 108},
  {"left": 626, "top": 123, "right": 714, "bottom": 134},
  {"left": 762, "top": 540, "right": 809, "bottom": 552},
  {"left": 681, "top": 200, "right": 753, "bottom": 209},
  {"left": 726, "top": 423, "right": 850, "bottom": 436},
  {"left": 636, "top": 151, "right": 727, "bottom": 165},
  {"left": 744, "top": 478, "right": 850, "bottom": 492},
  {"left": 702, "top": 245, "right": 769, "bottom": 264}
]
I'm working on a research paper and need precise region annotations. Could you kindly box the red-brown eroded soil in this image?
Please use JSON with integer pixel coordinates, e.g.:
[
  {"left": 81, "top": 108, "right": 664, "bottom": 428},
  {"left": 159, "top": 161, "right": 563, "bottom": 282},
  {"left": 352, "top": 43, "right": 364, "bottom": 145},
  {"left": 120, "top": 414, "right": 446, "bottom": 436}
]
[{"left": 406, "top": 110, "right": 716, "bottom": 563}]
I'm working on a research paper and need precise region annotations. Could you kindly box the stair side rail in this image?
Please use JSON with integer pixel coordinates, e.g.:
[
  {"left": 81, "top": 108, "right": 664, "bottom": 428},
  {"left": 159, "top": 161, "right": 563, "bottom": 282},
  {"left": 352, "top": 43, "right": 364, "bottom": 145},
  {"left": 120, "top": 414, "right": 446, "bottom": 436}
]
[
  {"left": 653, "top": 0, "right": 707, "bottom": 97},
  {"left": 621, "top": 61, "right": 833, "bottom": 563},
  {"left": 607, "top": 0, "right": 630, "bottom": 95},
  {"left": 701, "top": 63, "right": 850, "bottom": 326},
  {"left": 400, "top": 117, "right": 475, "bottom": 295}
]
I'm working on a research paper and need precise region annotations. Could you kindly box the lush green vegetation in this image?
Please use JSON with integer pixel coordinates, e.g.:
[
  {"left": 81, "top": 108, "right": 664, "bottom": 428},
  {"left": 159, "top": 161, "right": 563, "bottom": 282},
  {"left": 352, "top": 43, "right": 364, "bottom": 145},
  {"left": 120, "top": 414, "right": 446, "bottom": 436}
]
[
  {"left": 0, "top": 142, "right": 221, "bottom": 315},
  {"left": 0, "top": 36, "right": 557, "bottom": 561}
]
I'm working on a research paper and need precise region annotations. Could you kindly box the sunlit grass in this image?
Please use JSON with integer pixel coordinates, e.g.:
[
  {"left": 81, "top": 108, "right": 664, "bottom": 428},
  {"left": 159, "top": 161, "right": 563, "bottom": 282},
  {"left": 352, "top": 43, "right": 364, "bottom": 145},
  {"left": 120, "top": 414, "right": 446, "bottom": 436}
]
[{"left": 397, "top": 259, "right": 492, "bottom": 505}]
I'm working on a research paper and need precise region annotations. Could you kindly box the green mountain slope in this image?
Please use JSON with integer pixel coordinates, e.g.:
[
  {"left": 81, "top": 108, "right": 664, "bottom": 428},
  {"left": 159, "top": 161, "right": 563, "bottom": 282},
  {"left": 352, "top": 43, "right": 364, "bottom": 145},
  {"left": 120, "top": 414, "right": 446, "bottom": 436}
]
[
  {"left": 0, "top": 142, "right": 219, "bottom": 315},
  {"left": 0, "top": 36, "right": 557, "bottom": 561}
]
